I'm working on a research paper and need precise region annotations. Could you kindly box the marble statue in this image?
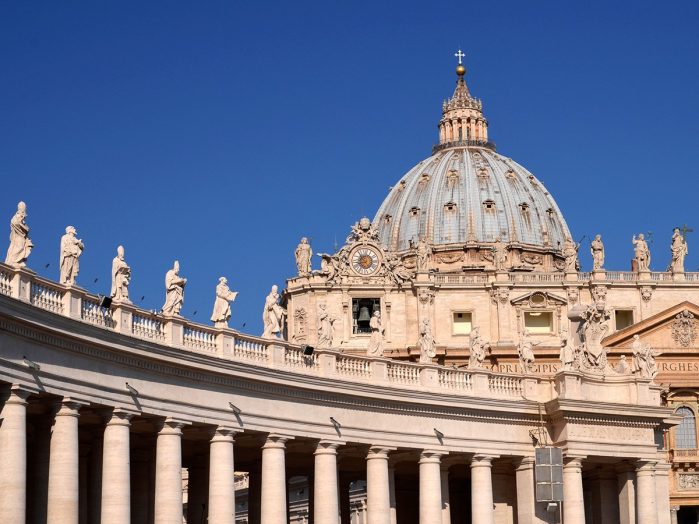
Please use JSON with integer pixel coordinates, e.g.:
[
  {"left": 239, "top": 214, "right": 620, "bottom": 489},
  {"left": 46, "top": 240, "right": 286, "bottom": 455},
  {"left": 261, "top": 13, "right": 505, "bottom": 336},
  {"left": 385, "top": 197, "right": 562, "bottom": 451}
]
[
  {"left": 295, "top": 237, "right": 313, "bottom": 276},
  {"left": 211, "top": 277, "right": 238, "bottom": 328},
  {"left": 5, "top": 201, "right": 33, "bottom": 267},
  {"left": 579, "top": 303, "right": 611, "bottom": 370},
  {"left": 414, "top": 237, "right": 432, "bottom": 271},
  {"left": 590, "top": 234, "right": 605, "bottom": 270},
  {"left": 518, "top": 331, "right": 538, "bottom": 374},
  {"left": 317, "top": 304, "right": 336, "bottom": 348},
  {"left": 386, "top": 254, "right": 413, "bottom": 285},
  {"left": 562, "top": 238, "right": 579, "bottom": 272},
  {"left": 492, "top": 237, "right": 508, "bottom": 271},
  {"left": 162, "top": 261, "right": 187, "bottom": 316},
  {"left": 559, "top": 328, "right": 576, "bottom": 371},
  {"left": 632, "top": 234, "right": 651, "bottom": 272},
  {"left": 468, "top": 327, "right": 490, "bottom": 369},
  {"left": 418, "top": 319, "right": 436, "bottom": 364},
  {"left": 669, "top": 228, "right": 688, "bottom": 274},
  {"left": 59, "top": 226, "right": 84, "bottom": 285},
  {"left": 262, "top": 284, "right": 287, "bottom": 339},
  {"left": 110, "top": 245, "right": 131, "bottom": 302},
  {"left": 614, "top": 355, "right": 631, "bottom": 374},
  {"left": 366, "top": 311, "right": 384, "bottom": 357},
  {"left": 631, "top": 335, "right": 660, "bottom": 379}
]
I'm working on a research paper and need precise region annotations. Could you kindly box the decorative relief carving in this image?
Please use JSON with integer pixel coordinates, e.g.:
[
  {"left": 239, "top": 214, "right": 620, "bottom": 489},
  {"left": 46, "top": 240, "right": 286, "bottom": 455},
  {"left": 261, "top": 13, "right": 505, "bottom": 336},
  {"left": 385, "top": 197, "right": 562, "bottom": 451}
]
[
  {"left": 567, "top": 424, "right": 648, "bottom": 442},
  {"left": 490, "top": 288, "right": 510, "bottom": 305},
  {"left": 640, "top": 286, "right": 653, "bottom": 302},
  {"left": 435, "top": 251, "right": 465, "bottom": 264},
  {"left": 292, "top": 307, "right": 307, "bottom": 343},
  {"left": 521, "top": 253, "right": 542, "bottom": 266},
  {"left": 678, "top": 474, "right": 699, "bottom": 490},
  {"left": 566, "top": 287, "right": 580, "bottom": 304},
  {"left": 672, "top": 310, "right": 697, "bottom": 348}
]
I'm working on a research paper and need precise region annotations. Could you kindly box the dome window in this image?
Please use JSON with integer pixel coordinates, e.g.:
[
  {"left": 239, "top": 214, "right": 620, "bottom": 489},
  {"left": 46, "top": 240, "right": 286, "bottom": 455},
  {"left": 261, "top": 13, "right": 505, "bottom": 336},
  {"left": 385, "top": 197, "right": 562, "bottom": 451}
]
[
  {"left": 506, "top": 169, "right": 516, "bottom": 180},
  {"left": 546, "top": 208, "right": 555, "bottom": 218},
  {"left": 383, "top": 214, "right": 392, "bottom": 224},
  {"left": 444, "top": 202, "right": 457, "bottom": 213},
  {"left": 482, "top": 200, "right": 496, "bottom": 212},
  {"left": 446, "top": 169, "right": 459, "bottom": 188},
  {"left": 519, "top": 203, "right": 530, "bottom": 212},
  {"left": 409, "top": 207, "right": 421, "bottom": 217},
  {"left": 478, "top": 168, "right": 489, "bottom": 180},
  {"left": 418, "top": 173, "right": 431, "bottom": 188},
  {"left": 397, "top": 180, "right": 407, "bottom": 192}
]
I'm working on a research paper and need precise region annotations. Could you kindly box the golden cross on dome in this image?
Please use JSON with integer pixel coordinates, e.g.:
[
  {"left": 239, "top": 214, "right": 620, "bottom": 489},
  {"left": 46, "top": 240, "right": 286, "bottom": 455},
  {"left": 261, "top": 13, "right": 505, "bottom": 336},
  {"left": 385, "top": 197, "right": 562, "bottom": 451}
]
[{"left": 454, "top": 49, "right": 465, "bottom": 65}]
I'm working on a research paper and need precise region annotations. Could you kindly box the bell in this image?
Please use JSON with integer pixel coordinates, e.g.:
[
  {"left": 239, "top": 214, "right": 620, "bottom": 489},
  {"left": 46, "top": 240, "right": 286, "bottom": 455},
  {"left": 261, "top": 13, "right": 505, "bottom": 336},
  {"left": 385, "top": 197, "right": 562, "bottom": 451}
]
[{"left": 358, "top": 306, "right": 371, "bottom": 322}]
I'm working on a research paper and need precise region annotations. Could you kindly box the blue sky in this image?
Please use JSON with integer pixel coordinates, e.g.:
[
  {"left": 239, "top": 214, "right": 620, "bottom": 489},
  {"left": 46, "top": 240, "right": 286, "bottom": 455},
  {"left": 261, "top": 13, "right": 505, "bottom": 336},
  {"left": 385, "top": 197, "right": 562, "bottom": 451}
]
[{"left": 1, "top": 1, "right": 698, "bottom": 332}]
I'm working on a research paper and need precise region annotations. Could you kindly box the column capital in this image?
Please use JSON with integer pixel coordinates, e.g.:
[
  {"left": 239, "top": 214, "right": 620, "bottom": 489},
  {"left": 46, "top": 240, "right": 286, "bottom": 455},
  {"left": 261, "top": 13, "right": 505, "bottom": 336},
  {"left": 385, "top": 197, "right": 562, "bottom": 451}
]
[
  {"left": 419, "top": 449, "right": 447, "bottom": 464},
  {"left": 315, "top": 440, "right": 345, "bottom": 455},
  {"left": 367, "top": 446, "right": 395, "bottom": 460},
  {"left": 156, "top": 416, "right": 189, "bottom": 435},
  {"left": 563, "top": 455, "right": 586, "bottom": 469},
  {"left": 53, "top": 397, "right": 89, "bottom": 417},
  {"left": 1, "top": 383, "right": 36, "bottom": 405},
  {"left": 104, "top": 407, "right": 137, "bottom": 426},
  {"left": 209, "top": 425, "right": 241, "bottom": 442},
  {"left": 262, "top": 433, "right": 292, "bottom": 449},
  {"left": 514, "top": 456, "right": 536, "bottom": 471},
  {"left": 470, "top": 454, "right": 497, "bottom": 467},
  {"left": 635, "top": 460, "right": 657, "bottom": 474}
]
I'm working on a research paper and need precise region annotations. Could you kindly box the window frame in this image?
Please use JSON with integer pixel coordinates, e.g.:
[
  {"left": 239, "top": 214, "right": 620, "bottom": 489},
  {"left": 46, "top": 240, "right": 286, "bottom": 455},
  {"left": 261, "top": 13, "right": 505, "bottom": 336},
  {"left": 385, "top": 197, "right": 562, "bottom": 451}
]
[{"left": 451, "top": 310, "right": 474, "bottom": 336}]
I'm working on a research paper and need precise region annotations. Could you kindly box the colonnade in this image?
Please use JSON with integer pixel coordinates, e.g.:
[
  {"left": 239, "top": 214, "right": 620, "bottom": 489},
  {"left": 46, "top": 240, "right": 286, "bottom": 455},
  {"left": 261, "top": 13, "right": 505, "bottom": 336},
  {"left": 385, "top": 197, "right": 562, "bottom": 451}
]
[{"left": 0, "top": 385, "right": 672, "bottom": 524}]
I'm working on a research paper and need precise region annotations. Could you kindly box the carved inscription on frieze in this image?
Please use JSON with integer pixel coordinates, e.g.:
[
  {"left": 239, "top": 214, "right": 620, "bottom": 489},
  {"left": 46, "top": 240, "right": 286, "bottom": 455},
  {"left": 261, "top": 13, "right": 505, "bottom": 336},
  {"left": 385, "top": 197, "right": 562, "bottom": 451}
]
[{"left": 567, "top": 424, "right": 649, "bottom": 443}]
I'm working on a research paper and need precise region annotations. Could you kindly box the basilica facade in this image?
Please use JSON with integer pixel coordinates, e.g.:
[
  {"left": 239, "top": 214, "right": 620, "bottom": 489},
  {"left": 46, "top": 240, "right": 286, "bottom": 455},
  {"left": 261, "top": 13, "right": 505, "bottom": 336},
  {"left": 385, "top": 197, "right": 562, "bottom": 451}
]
[{"left": 0, "top": 56, "right": 696, "bottom": 524}]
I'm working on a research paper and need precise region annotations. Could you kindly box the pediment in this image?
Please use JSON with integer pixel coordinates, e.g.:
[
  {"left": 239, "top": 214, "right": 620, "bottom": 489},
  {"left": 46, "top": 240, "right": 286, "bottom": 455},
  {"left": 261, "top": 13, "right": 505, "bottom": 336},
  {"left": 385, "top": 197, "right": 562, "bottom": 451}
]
[
  {"left": 510, "top": 291, "right": 567, "bottom": 308},
  {"left": 603, "top": 301, "right": 699, "bottom": 351}
]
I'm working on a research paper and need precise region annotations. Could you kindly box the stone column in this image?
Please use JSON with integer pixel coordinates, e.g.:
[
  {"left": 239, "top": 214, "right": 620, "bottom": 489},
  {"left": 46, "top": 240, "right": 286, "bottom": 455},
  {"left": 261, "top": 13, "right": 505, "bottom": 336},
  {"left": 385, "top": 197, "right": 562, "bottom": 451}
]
[
  {"left": 208, "top": 426, "right": 237, "bottom": 524},
  {"left": 419, "top": 450, "right": 443, "bottom": 524},
  {"left": 260, "top": 434, "right": 290, "bottom": 524},
  {"left": 47, "top": 398, "right": 85, "bottom": 524},
  {"left": 598, "top": 470, "right": 619, "bottom": 524},
  {"left": 101, "top": 408, "right": 134, "bottom": 524},
  {"left": 366, "top": 447, "right": 392, "bottom": 524},
  {"left": 313, "top": 440, "right": 343, "bottom": 524},
  {"left": 515, "top": 457, "right": 547, "bottom": 524},
  {"left": 154, "top": 418, "right": 186, "bottom": 524},
  {"left": 617, "top": 464, "right": 636, "bottom": 524},
  {"left": 670, "top": 506, "right": 679, "bottom": 524},
  {"left": 636, "top": 461, "right": 658, "bottom": 524},
  {"left": 0, "top": 385, "right": 32, "bottom": 523},
  {"left": 655, "top": 462, "right": 672, "bottom": 524},
  {"left": 562, "top": 457, "right": 585, "bottom": 524},
  {"left": 440, "top": 465, "right": 451, "bottom": 524},
  {"left": 470, "top": 455, "right": 495, "bottom": 524}
]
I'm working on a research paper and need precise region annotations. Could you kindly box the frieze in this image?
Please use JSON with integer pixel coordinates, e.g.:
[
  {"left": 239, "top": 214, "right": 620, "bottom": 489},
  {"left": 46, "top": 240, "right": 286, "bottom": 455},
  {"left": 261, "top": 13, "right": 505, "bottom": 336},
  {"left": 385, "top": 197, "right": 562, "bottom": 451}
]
[
  {"left": 672, "top": 310, "right": 697, "bottom": 348},
  {"left": 567, "top": 424, "right": 649, "bottom": 442},
  {"left": 678, "top": 474, "right": 699, "bottom": 490}
]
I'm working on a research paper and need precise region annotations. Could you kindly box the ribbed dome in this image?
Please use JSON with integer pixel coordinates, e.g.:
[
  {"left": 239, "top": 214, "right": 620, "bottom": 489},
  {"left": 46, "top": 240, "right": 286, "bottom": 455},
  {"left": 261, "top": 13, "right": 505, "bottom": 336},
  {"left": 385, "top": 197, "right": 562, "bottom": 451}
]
[{"left": 373, "top": 145, "right": 571, "bottom": 252}]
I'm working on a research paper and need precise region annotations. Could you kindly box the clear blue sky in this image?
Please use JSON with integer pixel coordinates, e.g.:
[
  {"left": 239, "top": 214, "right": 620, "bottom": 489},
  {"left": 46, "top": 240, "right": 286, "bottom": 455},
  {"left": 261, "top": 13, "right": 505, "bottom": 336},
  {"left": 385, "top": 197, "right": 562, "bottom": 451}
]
[{"left": 1, "top": 1, "right": 698, "bottom": 333}]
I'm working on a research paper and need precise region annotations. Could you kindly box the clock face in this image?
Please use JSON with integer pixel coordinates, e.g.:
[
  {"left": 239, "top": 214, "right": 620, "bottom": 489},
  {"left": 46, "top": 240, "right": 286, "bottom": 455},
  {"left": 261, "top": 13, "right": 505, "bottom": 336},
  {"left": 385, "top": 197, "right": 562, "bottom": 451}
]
[{"left": 351, "top": 247, "right": 381, "bottom": 276}]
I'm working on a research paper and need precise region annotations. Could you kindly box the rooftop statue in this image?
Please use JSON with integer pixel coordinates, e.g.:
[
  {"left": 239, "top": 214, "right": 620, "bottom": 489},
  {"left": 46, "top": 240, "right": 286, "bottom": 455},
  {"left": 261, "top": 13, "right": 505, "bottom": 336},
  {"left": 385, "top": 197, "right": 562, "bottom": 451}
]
[
  {"left": 562, "top": 237, "right": 580, "bottom": 272},
  {"left": 590, "top": 234, "right": 605, "bottom": 270},
  {"left": 468, "top": 327, "right": 490, "bottom": 369},
  {"left": 669, "top": 228, "right": 688, "bottom": 274},
  {"left": 632, "top": 233, "right": 651, "bottom": 272},
  {"left": 110, "top": 245, "right": 131, "bottom": 303},
  {"left": 518, "top": 330, "right": 538, "bottom": 374},
  {"left": 631, "top": 335, "right": 660, "bottom": 379},
  {"left": 59, "top": 226, "right": 84, "bottom": 286},
  {"left": 211, "top": 277, "right": 238, "bottom": 328},
  {"left": 385, "top": 254, "right": 413, "bottom": 286},
  {"left": 295, "top": 237, "right": 313, "bottom": 276},
  {"left": 162, "top": 261, "right": 187, "bottom": 316},
  {"left": 318, "top": 253, "right": 341, "bottom": 284},
  {"left": 366, "top": 310, "right": 384, "bottom": 357},
  {"left": 413, "top": 237, "right": 432, "bottom": 271},
  {"left": 492, "top": 237, "right": 508, "bottom": 271},
  {"left": 262, "top": 284, "right": 286, "bottom": 339},
  {"left": 418, "top": 319, "right": 436, "bottom": 364},
  {"left": 5, "top": 201, "right": 33, "bottom": 267},
  {"left": 316, "top": 304, "right": 336, "bottom": 348}
]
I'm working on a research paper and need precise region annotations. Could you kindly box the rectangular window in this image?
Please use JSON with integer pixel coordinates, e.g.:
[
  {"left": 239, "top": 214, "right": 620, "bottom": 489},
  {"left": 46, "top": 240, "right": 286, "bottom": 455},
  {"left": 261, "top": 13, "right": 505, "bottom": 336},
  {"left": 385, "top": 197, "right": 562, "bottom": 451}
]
[
  {"left": 524, "top": 311, "right": 553, "bottom": 334},
  {"left": 615, "top": 309, "right": 634, "bottom": 331},
  {"left": 452, "top": 312, "right": 472, "bottom": 335},
  {"left": 352, "top": 298, "right": 380, "bottom": 334}
]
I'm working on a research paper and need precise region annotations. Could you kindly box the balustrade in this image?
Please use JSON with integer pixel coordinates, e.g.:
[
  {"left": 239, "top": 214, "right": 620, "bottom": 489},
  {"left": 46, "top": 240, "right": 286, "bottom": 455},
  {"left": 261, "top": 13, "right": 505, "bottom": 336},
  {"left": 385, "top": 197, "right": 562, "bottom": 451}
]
[
  {"left": 81, "top": 297, "right": 115, "bottom": 329},
  {"left": 183, "top": 326, "right": 217, "bottom": 352},
  {"left": 438, "top": 369, "right": 473, "bottom": 391},
  {"left": 488, "top": 375, "right": 523, "bottom": 397},
  {"left": 132, "top": 313, "right": 166, "bottom": 341},
  {"left": 336, "top": 355, "right": 372, "bottom": 378},
  {"left": 30, "top": 280, "right": 64, "bottom": 314},
  {"left": 0, "top": 267, "right": 12, "bottom": 296},
  {"left": 387, "top": 362, "right": 420, "bottom": 385}
]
